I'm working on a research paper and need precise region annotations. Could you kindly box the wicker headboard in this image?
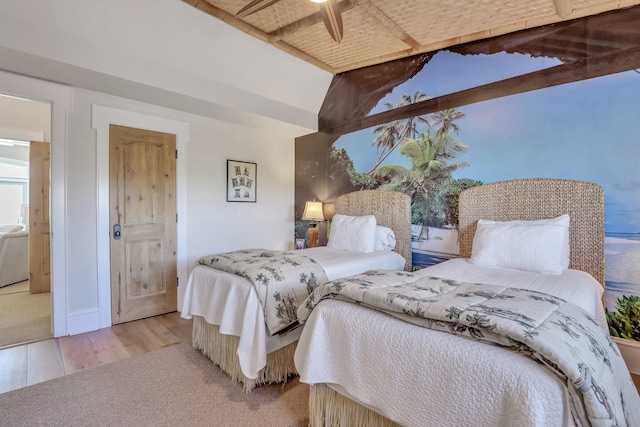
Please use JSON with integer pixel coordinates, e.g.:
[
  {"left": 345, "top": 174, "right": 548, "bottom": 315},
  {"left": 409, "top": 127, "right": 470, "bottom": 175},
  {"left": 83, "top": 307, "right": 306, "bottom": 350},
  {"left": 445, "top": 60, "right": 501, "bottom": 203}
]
[
  {"left": 458, "top": 178, "right": 605, "bottom": 287},
  {"left": 335, "top": 190, "right": 412, "bottom": 271}
]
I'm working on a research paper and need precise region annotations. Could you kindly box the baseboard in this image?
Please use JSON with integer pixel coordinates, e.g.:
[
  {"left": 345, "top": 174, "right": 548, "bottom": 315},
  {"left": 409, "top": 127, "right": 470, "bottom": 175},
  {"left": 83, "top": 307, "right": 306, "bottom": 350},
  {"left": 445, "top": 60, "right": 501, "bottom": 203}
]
[
  {"left": 612, "top": 337, "right": 640, "bottom": 375},
  {"left": 66, "top": 309, "right": 101, "bottom": 336}
]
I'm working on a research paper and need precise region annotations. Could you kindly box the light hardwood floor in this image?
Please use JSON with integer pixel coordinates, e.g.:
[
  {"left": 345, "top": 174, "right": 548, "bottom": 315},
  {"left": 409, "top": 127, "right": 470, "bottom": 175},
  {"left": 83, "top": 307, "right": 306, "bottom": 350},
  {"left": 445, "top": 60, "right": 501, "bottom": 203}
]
[
  {"left": 0, "top": 311, "right": 192, "bottom": 395},
  {"left": 1, "top": 312, "right": 639, "bottom": 398}
]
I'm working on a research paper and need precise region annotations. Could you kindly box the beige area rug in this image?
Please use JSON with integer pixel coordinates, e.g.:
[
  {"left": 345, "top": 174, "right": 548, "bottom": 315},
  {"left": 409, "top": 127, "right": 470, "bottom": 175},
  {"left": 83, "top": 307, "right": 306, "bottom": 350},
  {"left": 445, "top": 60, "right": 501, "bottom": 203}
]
[
  {"left": 0, "top": 281, "right": 51, "bottom": 348},
  {"left": 0, "top": 343, "right": 309, "bottom": 427}
]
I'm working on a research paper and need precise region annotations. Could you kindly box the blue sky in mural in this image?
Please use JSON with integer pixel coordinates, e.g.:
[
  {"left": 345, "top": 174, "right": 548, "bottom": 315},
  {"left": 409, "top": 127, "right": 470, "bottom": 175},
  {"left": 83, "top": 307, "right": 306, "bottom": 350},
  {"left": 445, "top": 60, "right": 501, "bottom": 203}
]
[
  {"left": 335, "top": 50, "right": 640, "bottom": 233},
  {"left": 372, "top": 50, "right": 562, "bottom": 112}
]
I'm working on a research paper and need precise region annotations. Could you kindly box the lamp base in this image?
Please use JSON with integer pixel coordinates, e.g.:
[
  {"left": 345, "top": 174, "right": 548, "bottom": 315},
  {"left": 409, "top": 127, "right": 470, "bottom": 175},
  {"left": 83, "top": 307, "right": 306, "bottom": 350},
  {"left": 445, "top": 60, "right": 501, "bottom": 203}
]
[{"left": 307, "top": 225, "right": 319, "bottom": 248}]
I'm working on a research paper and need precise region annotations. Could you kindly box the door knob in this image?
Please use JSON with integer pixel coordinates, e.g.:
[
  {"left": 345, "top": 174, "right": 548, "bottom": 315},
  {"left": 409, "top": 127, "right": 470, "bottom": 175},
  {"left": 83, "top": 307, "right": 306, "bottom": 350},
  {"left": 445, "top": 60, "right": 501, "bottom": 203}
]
[{"left": 113, "top": 224, "right": 121, "bottom": 240}]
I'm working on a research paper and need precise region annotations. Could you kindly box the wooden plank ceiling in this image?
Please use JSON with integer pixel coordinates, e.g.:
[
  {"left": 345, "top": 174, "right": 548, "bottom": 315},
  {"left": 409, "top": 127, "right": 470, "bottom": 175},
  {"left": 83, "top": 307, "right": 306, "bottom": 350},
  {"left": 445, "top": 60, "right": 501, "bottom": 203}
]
[{"left": 182, "top": 0, "right": 640, "bottom": 74}]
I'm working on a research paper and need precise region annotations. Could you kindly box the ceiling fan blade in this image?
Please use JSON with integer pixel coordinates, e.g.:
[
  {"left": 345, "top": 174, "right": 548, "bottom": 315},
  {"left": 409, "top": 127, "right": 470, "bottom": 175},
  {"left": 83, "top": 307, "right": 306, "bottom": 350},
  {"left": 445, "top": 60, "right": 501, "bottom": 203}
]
[
  {"left": 320, "top": 0, "right": 343, "bottom": 43},
  {"left": 236, "top": 0, "right": 282, "bottom": 18}
]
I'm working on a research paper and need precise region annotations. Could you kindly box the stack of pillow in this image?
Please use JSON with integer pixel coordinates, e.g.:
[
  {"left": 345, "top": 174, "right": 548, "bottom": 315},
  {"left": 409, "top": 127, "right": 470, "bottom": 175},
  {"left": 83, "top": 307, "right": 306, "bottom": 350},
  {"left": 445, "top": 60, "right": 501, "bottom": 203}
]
[{"left": 327, "top": 214, "right": 396, "bottom": 253}]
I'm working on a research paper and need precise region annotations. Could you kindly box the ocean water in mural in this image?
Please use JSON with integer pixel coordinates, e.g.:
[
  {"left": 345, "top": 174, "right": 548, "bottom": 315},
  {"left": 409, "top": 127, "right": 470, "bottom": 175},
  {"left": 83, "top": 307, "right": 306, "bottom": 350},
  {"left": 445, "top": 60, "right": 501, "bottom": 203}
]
[
  {"left": 605, "top": 233, "right": 640, "bottom": 310},
  {"left": 331, "top": 49, "right": 640, "bottom": 341}
]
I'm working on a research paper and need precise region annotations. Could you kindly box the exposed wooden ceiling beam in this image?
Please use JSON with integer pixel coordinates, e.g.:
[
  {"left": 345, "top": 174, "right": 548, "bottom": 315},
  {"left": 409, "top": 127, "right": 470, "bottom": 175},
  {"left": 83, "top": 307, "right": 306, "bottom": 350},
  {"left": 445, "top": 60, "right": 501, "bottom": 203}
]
[
  {"left": 236, "top": 0, "right": 281, "bottom": 18},
  {"left": 361, "top": 2, "right": 421, "bottom": 51}
]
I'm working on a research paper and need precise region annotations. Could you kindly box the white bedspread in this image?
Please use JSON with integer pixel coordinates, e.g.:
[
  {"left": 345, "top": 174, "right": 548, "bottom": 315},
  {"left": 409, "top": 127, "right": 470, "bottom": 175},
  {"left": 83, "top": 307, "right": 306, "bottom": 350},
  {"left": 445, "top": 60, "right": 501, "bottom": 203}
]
[
  {"left": 181, "top": 247, "right": 405, "bottom": 379},
  {"left": 296, "top": 299, "right": 574, "bottom": 427},
  {"left": 294, "top": 259, "right": 609, "bottom": 427}
]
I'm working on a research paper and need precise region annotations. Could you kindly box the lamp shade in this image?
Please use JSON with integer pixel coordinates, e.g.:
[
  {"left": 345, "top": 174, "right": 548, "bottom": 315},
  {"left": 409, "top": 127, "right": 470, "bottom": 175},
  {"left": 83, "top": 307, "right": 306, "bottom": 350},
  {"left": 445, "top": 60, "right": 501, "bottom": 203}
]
[{"left": 302, "top": 201, "right": 324, "bottom": 222}]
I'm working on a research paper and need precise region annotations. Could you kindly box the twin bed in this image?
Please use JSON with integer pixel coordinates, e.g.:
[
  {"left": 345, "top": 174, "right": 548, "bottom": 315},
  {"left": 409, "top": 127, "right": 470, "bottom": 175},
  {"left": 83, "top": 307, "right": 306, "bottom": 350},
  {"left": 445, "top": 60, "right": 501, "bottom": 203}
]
[
  {"left": 295, "top": 178, "right": 639, "bottom": 426},
  {"left": 181, "top": 189, "right": 412, "bottom": 390},
  {"left": 182, "top": 178, "right": 640, "bottom": 426}
]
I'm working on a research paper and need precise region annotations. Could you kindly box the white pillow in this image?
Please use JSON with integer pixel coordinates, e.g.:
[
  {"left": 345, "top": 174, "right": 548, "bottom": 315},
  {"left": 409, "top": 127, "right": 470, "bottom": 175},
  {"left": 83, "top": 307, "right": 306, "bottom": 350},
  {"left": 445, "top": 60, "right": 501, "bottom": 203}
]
[
  {"left": 328, "top": 214, "right": 377, "bottom": 253},
  {"left": 374, "top": 225, "right": 396, "bottom": 251},
  {"left": 476, "top": 215, "right": 570, "bottom": 269},
  {"left": 470, "top": 218, "right": 568, "bottom": 275}
]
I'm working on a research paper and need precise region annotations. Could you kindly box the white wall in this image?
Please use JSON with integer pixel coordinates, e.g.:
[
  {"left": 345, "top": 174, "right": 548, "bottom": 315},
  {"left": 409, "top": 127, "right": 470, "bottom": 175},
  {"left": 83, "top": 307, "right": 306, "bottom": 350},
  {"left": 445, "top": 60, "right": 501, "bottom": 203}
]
[
  {"left": 0, "top": 96, "right": 50, "bottom": 142},
  {"left": 186, "top": 115, "right": 297, "bottom": 255},
  {"left": 0, "top": 0, "right": 331, "bottom": 336},
  {"left": 0, "top": 0, "right": 332, "bottom": 130}
]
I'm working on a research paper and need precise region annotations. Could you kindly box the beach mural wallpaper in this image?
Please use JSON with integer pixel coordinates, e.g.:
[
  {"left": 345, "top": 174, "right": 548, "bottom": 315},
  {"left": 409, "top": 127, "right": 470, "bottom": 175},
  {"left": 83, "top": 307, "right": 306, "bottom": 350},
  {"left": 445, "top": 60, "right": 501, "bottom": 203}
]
[{"left": 296, "top": 46, "right": 640, "bottom": 343}]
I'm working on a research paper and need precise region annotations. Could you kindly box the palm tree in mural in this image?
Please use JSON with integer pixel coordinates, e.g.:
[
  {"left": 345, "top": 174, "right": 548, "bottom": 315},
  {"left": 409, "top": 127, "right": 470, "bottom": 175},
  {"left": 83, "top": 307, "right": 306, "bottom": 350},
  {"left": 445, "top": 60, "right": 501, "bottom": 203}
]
[
  {"left": 429, "top": 109, "right": 466, "bottom": 138},
  {"left": 374, "top": 131, "right": 469, "bottom": 228},
  {"left": 367, "top": 91, "right": 432, "bottom": 174}
]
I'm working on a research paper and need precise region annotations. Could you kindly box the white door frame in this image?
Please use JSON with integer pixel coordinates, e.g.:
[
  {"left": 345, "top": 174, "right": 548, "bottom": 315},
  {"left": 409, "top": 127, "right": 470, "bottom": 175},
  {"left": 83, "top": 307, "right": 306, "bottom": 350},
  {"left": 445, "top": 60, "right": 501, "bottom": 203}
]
[
  {"left": 0, "top": 70, "right": 70, "bottom": 338},
  {"left": 92, "top": 105, "right": 188, "bottom": 328}
]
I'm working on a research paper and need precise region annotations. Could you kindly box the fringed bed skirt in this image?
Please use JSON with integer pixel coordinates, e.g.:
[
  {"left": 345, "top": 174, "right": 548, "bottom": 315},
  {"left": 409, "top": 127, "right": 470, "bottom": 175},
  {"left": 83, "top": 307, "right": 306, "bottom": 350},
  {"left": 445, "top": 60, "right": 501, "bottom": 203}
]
[
  {"left": 192, "top": 316, "right": 298, "bottom": 392},
  {"left": 309, "top": 384, "right": 401, "bottom": 427}
]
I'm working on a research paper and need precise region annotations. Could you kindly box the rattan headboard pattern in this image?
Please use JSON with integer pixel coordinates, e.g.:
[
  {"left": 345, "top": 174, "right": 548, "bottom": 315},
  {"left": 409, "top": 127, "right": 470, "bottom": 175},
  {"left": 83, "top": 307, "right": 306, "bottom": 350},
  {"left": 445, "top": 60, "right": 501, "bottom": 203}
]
[
  {"left": 458, "top": 178, "right": 605, "bottom": 287},
  {"left": 335, "top": 190, "right": 412, "bottom": 271}
]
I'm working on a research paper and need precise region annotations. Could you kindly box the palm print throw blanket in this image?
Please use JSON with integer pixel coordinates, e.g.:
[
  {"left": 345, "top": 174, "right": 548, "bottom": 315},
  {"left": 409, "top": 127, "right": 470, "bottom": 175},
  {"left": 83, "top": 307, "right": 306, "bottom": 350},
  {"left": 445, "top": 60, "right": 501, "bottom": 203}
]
[
  {"left": 198, "top": 249, "right": 328, "bottom": 335},
  {"left": 298, "top": 270, "right": 640, "bottom": 427}
]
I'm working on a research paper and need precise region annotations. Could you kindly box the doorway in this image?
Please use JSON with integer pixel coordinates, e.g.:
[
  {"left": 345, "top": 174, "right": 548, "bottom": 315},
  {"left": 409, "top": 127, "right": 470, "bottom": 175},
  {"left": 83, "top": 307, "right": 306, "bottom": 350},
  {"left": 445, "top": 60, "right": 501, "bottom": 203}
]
[
  {"left": 93, "top": 105, "right": 188, "bottom": 330},
  {"left": 0, "top": 94, "right": 52, "bottom": 348}
]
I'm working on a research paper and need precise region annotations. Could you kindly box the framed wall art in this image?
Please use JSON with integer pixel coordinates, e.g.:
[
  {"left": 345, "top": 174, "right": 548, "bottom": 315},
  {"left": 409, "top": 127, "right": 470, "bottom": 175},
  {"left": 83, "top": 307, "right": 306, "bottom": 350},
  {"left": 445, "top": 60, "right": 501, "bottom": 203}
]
[{"left": 227, "top": 160, "right": 257, "bottom": 202}]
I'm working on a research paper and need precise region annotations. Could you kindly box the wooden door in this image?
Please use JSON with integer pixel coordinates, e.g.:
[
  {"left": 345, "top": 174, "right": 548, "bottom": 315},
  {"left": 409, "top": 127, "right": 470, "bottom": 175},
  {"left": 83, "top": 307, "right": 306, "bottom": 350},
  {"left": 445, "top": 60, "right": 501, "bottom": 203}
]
[
  {"left": 109, "top": 125, "right": 177, "bottom": 324},
  {"left": 28, "top": 141, "right": 51, "bottom": 293}
]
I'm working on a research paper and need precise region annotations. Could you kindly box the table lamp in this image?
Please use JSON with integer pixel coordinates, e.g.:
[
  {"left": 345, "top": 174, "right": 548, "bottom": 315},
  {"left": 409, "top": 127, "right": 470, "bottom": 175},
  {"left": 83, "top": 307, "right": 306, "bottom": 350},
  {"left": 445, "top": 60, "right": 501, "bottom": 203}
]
[{"left": 302, "top": 200, "right": 324, "bottom": 248}]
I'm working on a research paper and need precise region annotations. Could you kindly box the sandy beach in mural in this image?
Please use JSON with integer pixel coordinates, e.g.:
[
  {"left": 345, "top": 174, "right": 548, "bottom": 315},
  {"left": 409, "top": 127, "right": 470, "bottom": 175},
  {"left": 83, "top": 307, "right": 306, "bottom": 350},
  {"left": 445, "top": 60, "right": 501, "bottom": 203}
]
[{"left": 412, "top": 227, "right": 640, "bottom": 313}]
